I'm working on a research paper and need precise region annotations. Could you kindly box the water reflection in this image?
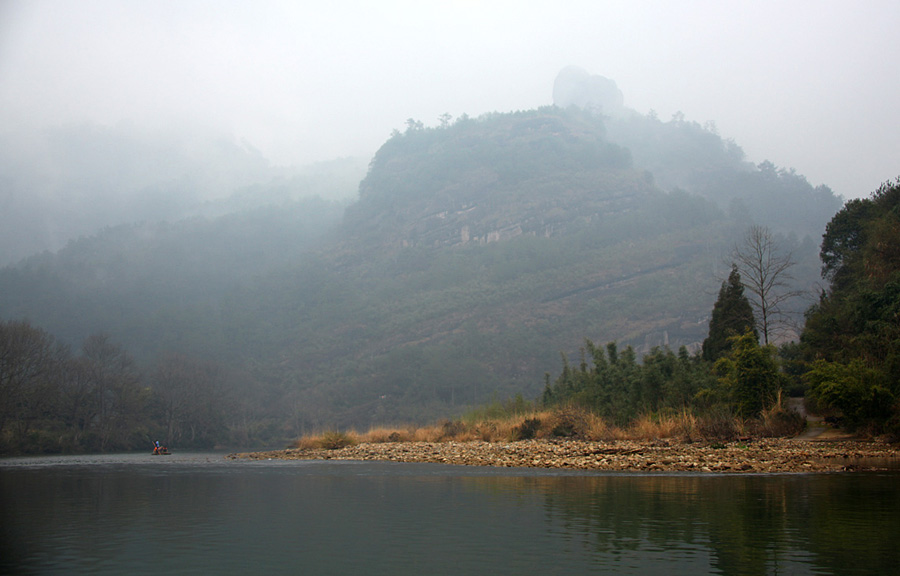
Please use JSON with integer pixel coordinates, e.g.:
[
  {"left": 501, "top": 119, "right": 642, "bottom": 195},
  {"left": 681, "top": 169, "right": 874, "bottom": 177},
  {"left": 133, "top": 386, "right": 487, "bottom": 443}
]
[
  {"left": 1, "top": 456, "right": 898, "bottom": 575},
  {"left": 458, "top": 473, "right": 900, "bottom": 575}
]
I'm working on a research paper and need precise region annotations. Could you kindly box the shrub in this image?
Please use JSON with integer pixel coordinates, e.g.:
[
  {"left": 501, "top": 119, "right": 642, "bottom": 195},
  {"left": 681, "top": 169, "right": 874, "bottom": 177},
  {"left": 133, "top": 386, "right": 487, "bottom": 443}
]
[
  {"left": 318, "top": 430, "right": 357, "bottom": 450},
  {"left": 714, "top": 330, "right": 783, "bottom": 418},
  {"left": 805, "top": 359, "right": 894, "bottom": 427},
  {"left": 361, "top": 427, "right": 409, "bottom": 443},
  {"left": 474, "top": 421, "right": 498, "bottom": 441},
  {"left": 510, "top": 418, "right": 541, "bottom": 441},
  {"left": 629, "top": 409, "right": 698, "bottom": 441},
  {"left": 753, "top": 392, "right": 805, "bottom": 437},
  {"left": 438, "top": 419, "right": 469, "bottom": 440},
  {"left": 546, "top": 407, "right": 590, "bottom": 438},
  {"left": 696, "top": 409, "right": 740, "bottom": 441}
]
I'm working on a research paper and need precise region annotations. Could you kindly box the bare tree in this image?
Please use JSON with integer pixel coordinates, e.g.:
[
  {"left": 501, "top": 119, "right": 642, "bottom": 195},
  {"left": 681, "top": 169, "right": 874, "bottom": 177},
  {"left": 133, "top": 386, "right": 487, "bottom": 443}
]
[
  {"left": 731, "top": 225, "right": 801, "bottom": 345},
  {"left": 152, "top": 352, "right": 224, "bottom": 446},
  {"left": 81, "top": 334, "right": 143, "bottom": 452},
  {"left": 60, "top": 356, "right": 95, "bottom": 449},
  {"left": 0, "top": 320, "right": 70, "bottom": 443}
]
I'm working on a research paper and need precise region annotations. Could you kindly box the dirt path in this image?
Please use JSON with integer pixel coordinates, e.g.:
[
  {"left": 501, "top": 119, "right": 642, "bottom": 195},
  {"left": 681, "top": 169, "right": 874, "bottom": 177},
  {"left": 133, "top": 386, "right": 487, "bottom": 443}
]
[{"left": 788, "top": 397, "right": 858, "bottom": 441}]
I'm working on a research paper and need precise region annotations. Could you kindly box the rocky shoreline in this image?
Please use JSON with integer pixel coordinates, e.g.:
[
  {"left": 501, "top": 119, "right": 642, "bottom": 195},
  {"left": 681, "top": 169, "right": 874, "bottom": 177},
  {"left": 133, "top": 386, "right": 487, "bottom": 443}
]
[{"left": 229, "top": 437, "right": 900, "bottom": 473}]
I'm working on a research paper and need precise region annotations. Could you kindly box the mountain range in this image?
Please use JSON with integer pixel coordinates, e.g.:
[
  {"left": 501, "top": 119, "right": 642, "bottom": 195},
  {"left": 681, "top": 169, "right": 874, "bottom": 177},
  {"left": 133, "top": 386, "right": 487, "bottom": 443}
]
[{"left": 0, "top": 91, "right": 844, "bottom": 437}]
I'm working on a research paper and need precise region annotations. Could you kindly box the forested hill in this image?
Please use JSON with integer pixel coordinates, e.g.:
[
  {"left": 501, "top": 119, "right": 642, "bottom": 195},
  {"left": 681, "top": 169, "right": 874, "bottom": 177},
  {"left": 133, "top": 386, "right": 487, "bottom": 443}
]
[
  {"left": 345, "top": 107, "right": 839, "bottom": 252},
  {"left": 344, "top": 108, "right": 638, "bottom": 251},
  {"left": 0, "top": 105, "right": 843, "bottom": 442}
]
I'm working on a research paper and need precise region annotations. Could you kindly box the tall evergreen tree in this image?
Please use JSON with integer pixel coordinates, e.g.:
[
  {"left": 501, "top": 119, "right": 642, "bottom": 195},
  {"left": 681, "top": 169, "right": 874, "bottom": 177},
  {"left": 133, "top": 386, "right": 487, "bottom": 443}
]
[{"left": 702, "top": 265, "right": 758, "bottom": 362}]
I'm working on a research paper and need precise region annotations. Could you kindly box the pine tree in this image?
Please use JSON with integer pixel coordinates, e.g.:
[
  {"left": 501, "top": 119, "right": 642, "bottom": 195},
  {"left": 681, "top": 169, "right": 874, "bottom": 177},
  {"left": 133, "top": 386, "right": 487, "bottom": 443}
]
[{"left": 702, "top": 265, "right": 758, "bottom": 362}]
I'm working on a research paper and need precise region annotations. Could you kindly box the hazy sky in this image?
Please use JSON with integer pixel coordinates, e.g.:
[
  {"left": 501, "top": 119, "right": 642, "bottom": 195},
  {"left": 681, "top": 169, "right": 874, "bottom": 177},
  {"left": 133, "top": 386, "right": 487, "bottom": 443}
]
[{"left": 1, "top": 0, "right": 898, "bottom": 199}]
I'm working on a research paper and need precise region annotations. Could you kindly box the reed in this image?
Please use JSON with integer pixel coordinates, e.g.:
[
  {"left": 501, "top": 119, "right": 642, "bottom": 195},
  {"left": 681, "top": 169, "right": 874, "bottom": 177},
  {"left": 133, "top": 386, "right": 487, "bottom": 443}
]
[
  {"left": 291, "top": 404, "right": 801, "bottom": 448},
  {"left": 754, "top": 391, "right": 805, "bottom": 437},
  {"left": 623, "top": 409, "right": 706, "bottom": 441},
  {"left": 292, "top": 429, "right": 359, "bottom": 450}
]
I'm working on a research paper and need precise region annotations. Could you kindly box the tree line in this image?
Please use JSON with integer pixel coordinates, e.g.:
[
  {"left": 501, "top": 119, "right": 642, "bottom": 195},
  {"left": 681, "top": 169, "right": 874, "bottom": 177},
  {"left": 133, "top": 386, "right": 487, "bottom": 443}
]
[
  {"left": 801, "top": 178, "right": 900, "bottom": 428},
  {"left": 544, "top": 179, "right": 900, "bottom": 437},
  {"left": 0, "top": 322, "right": 239, "bottom": 454},
  {"left": 0, "top": 107, "right": 857, "bottom": 451},
  {"left": 1, "top": 105, "right": 836, "bottom": 434},
  {"left": 3, "top": 179, "right": 896, "bottom": 453}
]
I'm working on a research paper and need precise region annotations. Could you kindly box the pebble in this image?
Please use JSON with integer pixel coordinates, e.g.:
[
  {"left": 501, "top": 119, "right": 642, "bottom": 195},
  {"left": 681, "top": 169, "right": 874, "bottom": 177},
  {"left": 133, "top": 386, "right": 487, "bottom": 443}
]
[{"left": 230, "top": 438, "right": 899, "bottom": 473}]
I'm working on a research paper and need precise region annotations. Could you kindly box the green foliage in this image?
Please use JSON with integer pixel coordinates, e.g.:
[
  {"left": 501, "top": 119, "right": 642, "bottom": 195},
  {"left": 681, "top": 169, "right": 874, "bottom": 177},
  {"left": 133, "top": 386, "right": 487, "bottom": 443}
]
[
  {"left": 819, "top": 197, "right": 875, "bottom": 286},
  {"left": 0, "top": 106, "right": 842, "bottom": 441},
  {"left": 805, "top": 359, "right": 893, "bottom": 425},
  {"left": 713, "top": 330, "right": 784, "bottom": 418},
  {"left": 544, "top": 331, "right": 789, "bottom": 427},
  {"left": 544, "top": 340, "right": 715, "bottom": 426},
  {"left": 777, "top": 341, "right": 808, "bottom": 396},
  {"left": 702, "top": 265, "right": 757, "bottom": 362},
  {"left": 701, "top": 162, "right": 843, "bottom": 240},
  {"left": 800, "top": 178, "right": 900, "bottom": 430}
]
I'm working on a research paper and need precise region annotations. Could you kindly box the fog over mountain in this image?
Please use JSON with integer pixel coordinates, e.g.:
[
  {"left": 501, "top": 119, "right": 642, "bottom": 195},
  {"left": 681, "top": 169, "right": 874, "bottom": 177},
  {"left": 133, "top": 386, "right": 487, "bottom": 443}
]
[
  {"left": 0, "top": 1, "right": 897, "bottom": 444},
  {"left": 553, "top": 67, "right": 626, "bottom": 117},
  {"left": 0, "top": 122, "right": 366, "bottom": 264},
  {"left": 2, "top": 1, "right": 898, "bottom": 213},
  {"left": 0, "top": 99, "right": 843, "bottom": 434}
]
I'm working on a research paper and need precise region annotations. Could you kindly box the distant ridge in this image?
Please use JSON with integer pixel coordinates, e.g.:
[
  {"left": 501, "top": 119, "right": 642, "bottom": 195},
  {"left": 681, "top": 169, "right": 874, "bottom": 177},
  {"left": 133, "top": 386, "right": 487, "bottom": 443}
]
[{"left": 0, "top": 102, "right": 843, "bottom": 433}]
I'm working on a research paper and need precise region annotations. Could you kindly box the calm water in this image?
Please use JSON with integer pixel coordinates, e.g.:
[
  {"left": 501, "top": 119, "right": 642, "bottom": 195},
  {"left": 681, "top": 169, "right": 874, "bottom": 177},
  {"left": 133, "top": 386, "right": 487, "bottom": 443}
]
[{"left": 1, "top": 453, "right": 898, "bottom": 575}]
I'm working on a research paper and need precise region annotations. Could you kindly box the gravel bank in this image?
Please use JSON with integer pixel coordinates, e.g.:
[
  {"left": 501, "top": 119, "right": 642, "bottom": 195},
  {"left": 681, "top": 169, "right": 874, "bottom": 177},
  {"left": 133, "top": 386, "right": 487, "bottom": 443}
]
[{"left": 229, "top": 438, "right": 900, "bottom": 473}]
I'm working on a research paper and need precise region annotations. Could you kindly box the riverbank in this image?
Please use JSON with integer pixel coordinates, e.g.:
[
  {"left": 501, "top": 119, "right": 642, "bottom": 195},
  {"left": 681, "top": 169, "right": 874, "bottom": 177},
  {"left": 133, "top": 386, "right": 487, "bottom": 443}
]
[{"left": 229, "top": 437, "right": 900, "bottom": 473}]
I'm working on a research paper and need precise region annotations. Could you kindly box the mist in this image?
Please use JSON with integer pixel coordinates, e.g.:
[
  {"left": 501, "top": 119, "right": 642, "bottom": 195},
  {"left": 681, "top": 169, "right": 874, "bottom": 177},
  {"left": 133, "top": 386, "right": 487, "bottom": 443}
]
[
  {"left": 1, "top": 0, "right": 899, "bottom": 263},
  {"left": 0, "top": 0, "right": 890, "bottom": 446}
]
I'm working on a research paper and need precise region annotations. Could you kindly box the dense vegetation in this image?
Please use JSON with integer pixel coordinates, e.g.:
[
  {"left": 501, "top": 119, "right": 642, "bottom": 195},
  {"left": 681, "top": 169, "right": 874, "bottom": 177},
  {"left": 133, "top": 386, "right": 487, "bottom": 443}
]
[
  {"left": 542, "top": 341, "right": 715, "bottom": 426},
  {"left": 0, "top": 320, "right": 228, "bottom": 453},
  {"left": 0, "top": 106, "right": 848, "bottom": 453},
  {"left": 800, "top": 179, "right": 900, "bottom": 430},
  {"left": 542, "top": 179, "right": 900, "bottom": 437},
  {"left": 701, "top": 266, "right": 758, "bottom": 362}
]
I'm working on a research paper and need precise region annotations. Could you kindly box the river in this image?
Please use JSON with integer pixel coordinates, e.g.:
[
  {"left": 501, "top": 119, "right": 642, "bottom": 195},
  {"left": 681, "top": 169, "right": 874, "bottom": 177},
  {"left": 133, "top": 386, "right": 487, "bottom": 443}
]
[{"left": 1, "top": 452, "right": 897, "bottom": 575}]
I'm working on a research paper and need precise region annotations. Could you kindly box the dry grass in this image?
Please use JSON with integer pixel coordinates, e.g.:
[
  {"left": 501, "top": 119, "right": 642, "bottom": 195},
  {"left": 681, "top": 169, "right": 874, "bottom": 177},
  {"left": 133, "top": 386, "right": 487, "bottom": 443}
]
[
  {"left": 628, "top": 411, "right": 692, "bottom": 440},
  {"left": 752, "top": 392, "right": 805, "bottom": 437},
  {"left": 292, "top": 404, "right": 804, "bottom": 449},
  {"left": 292, "top": 430, "right": 359, "bottom": 450},
  {"left": 616, "top": 409, "right": 748, "bottom": 442},
  {"left": 292, "top": 408, "right": 608, "bottom": 448}
]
